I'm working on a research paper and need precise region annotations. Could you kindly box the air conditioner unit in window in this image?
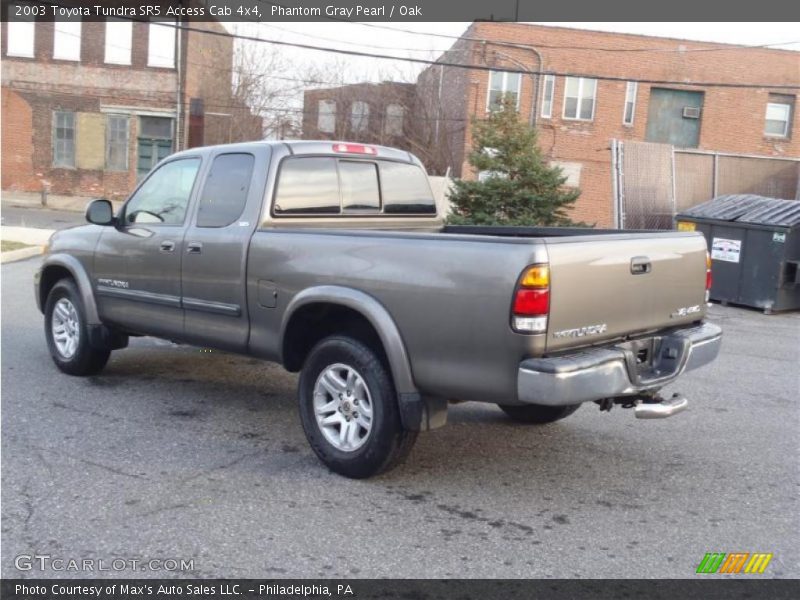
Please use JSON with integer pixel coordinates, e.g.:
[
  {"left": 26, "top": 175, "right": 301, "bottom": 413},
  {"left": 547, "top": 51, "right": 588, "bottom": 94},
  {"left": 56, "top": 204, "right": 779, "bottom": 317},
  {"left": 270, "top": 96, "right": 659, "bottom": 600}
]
[{"left": 682, "top": 106, "right": 701, "bottom": 119}]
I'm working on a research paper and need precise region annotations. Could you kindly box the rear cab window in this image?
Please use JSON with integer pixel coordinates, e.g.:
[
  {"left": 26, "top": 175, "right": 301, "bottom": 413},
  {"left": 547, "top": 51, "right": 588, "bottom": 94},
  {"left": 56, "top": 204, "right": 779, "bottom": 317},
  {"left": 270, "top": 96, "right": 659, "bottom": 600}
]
[
  {"left": 272, "top": 156, "right": 435, "bottom": 217},
  {"left": 196, "top": 153, "right": 255, "bottom": 227}
]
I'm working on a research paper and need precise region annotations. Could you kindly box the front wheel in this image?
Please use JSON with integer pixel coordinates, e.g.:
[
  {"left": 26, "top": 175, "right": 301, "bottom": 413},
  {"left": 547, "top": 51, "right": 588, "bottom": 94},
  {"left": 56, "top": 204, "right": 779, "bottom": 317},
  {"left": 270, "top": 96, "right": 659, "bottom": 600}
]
[
  {"left": 44, "top": 278, "right": 110, "bottom": 376},
  {"left": 498, "top": 403, "right": 581, "bottom": 424},
  {"left": 297, "top": 336, "right": 417, "bottom": 478}
]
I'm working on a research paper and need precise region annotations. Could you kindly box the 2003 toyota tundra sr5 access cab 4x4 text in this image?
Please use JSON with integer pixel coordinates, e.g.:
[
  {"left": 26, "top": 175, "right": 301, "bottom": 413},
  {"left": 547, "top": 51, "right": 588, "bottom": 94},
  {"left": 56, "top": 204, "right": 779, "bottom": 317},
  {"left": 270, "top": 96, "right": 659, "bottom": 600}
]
[{"left": 35, "top": 141, "right": 722, "bottom": 478}]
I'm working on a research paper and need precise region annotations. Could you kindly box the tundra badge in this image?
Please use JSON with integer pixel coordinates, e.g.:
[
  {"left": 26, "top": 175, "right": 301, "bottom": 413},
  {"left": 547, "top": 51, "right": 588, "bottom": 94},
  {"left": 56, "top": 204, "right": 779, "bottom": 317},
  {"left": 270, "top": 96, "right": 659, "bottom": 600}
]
[{"left": 553, "top": 324, "right": 608, "bottom": 338}]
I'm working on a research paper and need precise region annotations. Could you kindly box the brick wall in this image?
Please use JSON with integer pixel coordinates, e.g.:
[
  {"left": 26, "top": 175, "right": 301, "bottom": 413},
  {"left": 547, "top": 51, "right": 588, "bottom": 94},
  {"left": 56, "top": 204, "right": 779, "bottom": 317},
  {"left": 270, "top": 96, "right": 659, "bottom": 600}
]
[
  {"left": 302, "top": 82, "right": 417, "bottom": 152},
  {"left": 1, "top": 16, "right": 253, "bottom": 199},
  {"left": 417, "top": 23, "right": 800, "bottom": 226}
]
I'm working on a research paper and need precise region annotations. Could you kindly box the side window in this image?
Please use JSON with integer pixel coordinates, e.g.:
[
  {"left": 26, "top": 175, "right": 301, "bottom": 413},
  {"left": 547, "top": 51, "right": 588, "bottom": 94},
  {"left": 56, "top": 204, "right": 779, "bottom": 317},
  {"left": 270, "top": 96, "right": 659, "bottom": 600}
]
[
  {"left": 379, "top": 162, "right": 436, "bottom": 214},
  {"left": 339, "top": 161, "right": 380, "bottom": 212},
  {"left": 196, "top": 153, "right": 255, "bottom": 227},
  {"left": 53, "top": 111, "right": 75, "bottom": 168},
  {"left": 125, "top": 158, "right": 201, "bottom": 225},
  {"left": 274, "top": 158, "right": 340, "bottom": 215}
]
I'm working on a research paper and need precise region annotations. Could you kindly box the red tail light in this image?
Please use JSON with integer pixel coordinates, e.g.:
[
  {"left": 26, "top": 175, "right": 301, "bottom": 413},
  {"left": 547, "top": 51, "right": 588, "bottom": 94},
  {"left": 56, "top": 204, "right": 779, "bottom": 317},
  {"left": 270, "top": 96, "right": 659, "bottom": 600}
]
[
  {"left": 332, "top": 143, "right": 377, "bottom": 155},
  {"left": 705, "top": 251, "right": 713, "bottom": 301},
  {"left": 513, "top": 289, "right": 550, "bottom": 315},
  {"left": 512, "top": 265, "right": 549, "bottom": 333}
]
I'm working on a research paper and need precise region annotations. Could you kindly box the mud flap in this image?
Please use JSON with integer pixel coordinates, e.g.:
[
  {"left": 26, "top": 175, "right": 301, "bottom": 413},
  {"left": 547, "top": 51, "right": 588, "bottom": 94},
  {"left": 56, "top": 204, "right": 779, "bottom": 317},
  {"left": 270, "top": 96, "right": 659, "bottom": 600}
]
[{"left": 398, "top": 393, "right": 448, "bottom": 431}]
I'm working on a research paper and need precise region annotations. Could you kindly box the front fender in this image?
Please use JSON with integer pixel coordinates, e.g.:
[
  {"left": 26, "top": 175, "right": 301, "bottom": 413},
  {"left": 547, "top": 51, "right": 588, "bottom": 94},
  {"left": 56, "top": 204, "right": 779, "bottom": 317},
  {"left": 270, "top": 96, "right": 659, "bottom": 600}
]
[
  {"left": 37, "top": 253, "right": 101, "bottom": 326},
  {"left": 280, "top": 285, "right": 417, "bottom": 396}
]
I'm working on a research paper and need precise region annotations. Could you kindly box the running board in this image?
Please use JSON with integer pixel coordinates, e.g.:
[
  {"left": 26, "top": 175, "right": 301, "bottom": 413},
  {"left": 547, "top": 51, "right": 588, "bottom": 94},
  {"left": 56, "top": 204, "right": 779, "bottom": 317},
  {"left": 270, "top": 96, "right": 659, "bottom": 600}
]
[{"left": 634, "top": 393, "right": 689, "bottom": 419}]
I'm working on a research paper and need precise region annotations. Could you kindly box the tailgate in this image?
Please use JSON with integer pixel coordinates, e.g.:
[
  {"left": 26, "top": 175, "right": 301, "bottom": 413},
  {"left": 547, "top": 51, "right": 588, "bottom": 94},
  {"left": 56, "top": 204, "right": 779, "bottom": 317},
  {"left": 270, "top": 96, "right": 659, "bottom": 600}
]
[{"left": 545, "top": 234, "right": 708, "bottom": 352}]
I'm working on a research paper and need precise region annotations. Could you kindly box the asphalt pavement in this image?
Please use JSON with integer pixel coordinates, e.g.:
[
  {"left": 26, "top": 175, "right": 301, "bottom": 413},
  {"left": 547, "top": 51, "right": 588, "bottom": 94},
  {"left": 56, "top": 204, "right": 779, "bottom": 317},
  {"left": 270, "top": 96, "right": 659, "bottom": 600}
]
[
  {"left": 2, "top": 256, "right": 798, "bottom": 578},
  {"left": 1, "top": 203, "right": 85, "bottom": 230}
]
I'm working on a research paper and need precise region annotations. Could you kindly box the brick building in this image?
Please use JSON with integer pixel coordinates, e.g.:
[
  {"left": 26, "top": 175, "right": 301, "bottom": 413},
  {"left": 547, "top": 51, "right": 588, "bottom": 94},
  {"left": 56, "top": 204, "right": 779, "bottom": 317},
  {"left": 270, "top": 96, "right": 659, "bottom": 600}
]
[
  {"left": 302, "top": 82, "right": 416, "bottom": 153},
  {"left": 1, "top": 13, "right": 262, "bottom": 200},
  {"left": 416, "top": 23, "right": 799, "bottom": 226}
]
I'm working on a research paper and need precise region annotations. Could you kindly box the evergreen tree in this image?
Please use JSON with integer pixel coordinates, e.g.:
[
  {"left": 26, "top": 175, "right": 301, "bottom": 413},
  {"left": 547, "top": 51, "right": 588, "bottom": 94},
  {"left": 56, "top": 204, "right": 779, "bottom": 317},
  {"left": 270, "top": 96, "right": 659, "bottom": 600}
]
[{"left": 447, "top": 97, "right": 582, "bottom": 226}]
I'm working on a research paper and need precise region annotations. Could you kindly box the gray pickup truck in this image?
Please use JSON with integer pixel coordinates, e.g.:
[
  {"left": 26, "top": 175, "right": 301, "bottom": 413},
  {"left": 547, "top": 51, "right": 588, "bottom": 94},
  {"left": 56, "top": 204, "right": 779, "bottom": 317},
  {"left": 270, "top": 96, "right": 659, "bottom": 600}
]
[{"left": 35, "top": 141, "right": 721, "bottom": 478}]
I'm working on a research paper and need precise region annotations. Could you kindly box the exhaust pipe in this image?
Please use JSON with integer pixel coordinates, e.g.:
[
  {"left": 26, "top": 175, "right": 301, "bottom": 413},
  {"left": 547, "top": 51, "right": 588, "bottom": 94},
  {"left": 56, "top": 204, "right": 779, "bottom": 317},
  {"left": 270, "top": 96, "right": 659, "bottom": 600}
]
[{"left": 634, "top": 393, "right": 688, "bottom": 419}]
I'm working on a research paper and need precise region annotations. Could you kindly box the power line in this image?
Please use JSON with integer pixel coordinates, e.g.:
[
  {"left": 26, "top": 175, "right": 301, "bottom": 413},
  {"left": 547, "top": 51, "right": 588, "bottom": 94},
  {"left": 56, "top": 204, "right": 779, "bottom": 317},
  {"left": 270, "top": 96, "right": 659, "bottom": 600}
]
[
  {"left": 48, "top": 24, "right": 404, "bottom": 90},
  {"left": 257, "top": 1, "right": 800, "bottom": 54},
  {"left": 29, "top": 2, "right": 800, "bottom": 90},
  {"left": 259, "top": 22, "right": 451, "bottom": 54},
  {"left": 6, "top": 80, "right": 472, "bottom": 123}
]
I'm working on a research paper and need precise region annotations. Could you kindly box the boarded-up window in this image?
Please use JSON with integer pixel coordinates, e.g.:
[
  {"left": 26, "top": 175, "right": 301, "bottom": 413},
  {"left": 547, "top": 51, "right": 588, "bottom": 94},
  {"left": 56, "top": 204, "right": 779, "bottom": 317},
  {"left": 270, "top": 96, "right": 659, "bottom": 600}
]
[
  {"left": 351, "top": 101, "right": 369, "bottom": 133},
  {"left": 384, "top": 104, "right": 405, "bottom": 136},
  {"left": 318, "top": 100, "right": 336, "bottom": 133}
]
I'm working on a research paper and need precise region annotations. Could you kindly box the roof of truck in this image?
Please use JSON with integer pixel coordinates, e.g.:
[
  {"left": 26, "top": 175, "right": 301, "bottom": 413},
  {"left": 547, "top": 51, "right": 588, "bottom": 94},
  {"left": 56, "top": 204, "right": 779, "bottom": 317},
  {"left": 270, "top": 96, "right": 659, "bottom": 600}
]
[{"left": 173, "top": 140, "right": 419, "bottom": 164}]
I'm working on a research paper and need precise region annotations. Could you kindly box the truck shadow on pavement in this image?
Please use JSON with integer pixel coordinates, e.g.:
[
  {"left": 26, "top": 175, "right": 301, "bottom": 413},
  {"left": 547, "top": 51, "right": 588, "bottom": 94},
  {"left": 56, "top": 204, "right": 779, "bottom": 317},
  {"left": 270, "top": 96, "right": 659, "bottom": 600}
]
[{"left": 76, "top": 339, "right": 694, "bottom": 488}]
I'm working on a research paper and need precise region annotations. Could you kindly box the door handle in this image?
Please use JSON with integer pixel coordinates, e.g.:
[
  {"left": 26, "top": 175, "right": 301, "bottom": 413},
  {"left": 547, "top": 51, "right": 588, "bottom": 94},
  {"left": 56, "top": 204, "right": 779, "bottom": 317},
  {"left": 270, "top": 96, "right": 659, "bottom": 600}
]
[
  {"left": 187, "top": 242, "right": 203, "bottom": 254},
  {"left": 159, "top": 240, "right": 176, "bottom": 253},
  {"left": 631, "top": 256, "right": 652, "bottom": 275}
]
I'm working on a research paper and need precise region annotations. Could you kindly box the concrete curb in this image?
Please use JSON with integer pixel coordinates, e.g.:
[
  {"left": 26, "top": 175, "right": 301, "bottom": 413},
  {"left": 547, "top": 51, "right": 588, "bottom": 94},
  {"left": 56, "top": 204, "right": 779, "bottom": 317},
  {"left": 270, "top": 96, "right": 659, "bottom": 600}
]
[{"left": 1, "top": 245, "right": 43, "bottom": 264}]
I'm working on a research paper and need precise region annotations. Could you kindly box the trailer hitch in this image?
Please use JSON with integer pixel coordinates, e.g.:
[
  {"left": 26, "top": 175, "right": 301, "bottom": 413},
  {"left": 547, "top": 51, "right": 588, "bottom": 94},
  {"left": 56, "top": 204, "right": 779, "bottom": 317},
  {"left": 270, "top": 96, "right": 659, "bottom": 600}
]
[
  {"left": 633, "top": 393, "right": 689, "bottom": 419},
  {"left": 595, "top": 392, "right": 689, "bottom": 419}
]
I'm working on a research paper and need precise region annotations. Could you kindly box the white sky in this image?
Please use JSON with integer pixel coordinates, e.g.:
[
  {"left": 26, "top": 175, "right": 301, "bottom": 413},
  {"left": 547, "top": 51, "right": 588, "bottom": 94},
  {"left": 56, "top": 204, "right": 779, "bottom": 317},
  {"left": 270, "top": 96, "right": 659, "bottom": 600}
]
[
  {"left": 228, "top": 21, "right": 799, "bottom": 130},
  {"left": 233, "top": 21, "right": 800, "bottom": 85}
]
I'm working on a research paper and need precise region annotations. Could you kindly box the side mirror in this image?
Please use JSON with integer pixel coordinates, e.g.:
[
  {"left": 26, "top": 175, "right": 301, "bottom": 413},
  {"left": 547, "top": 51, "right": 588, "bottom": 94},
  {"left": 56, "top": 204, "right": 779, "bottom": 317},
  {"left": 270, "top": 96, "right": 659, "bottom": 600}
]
[{"left": 85, "top": 199, "right": 115, "bottom": 226}]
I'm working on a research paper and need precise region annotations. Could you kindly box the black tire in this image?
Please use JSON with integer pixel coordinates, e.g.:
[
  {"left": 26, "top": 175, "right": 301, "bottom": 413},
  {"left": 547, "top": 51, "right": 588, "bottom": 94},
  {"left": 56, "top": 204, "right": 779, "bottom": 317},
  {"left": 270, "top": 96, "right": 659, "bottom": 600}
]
[
  {"left": 44, "top": 278, "right": 110, "bottom": 376},
  {"left": 298, "top": 336, "right": 417, "bottom": 479},
  {"left": 499, "top": 403, "right": 581, "bottom": 424}
]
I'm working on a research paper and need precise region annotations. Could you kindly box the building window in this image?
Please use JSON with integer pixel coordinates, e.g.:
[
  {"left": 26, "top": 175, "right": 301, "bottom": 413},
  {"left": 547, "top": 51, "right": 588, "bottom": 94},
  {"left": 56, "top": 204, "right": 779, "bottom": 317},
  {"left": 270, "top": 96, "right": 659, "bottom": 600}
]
[
  {"left": 106, "top": 115, "right": 129, "bottom": 171},
  {"left": 623, "top": 81, "right": 638, "bottom": 126},
  {"left": 487, "top": 71, "right": 521, "bottom": 111},
  {"left": 318, "top": 100, "right": 336, "bottom": 133},
  {"left": 540, "top": 74, "right": 555, "bottom": 119},
  {"left": 351, "top": 101, "right": 369, "bottom": 133},
  {"left": 764, "top": 94, "right": 794, "bottom": 138},
  {"left": 53, "top": 111, "right": 75, "bottom": 168},
  {"left": 105, "top": 18, "right": 132, "bottom": 65},
  {"left": 563, "top": 77, "right": 597, "bottom": 121},
  {"left": 53, "top": 20, "right": 81, "bottom": 61},
  {"left": 148, "top": 21, "right": 176, "bottom": 68},
  {"left": 7, "top": 6, "right": 35, "bottom": 58},
  {"left": 384, "top": 104, "right": 405, "bottom": 136}
]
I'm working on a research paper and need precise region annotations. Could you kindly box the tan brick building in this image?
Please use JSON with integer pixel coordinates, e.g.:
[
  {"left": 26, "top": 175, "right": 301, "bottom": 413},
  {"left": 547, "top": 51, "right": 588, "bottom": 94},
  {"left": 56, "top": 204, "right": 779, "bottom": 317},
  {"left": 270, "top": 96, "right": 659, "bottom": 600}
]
[
  {"left": 417, "top": 23, "right": 799, "bottom": 226},
  {"left": 1, "top": 14, "right": 261, "bottom": 200}
]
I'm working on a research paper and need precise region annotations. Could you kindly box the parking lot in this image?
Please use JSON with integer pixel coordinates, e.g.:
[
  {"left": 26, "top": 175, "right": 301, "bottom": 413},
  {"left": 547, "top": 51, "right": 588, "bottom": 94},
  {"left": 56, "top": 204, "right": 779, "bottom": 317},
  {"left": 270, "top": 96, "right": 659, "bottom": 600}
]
[{"left": 2, "top": 256, "right": 798, "bottom": 578}]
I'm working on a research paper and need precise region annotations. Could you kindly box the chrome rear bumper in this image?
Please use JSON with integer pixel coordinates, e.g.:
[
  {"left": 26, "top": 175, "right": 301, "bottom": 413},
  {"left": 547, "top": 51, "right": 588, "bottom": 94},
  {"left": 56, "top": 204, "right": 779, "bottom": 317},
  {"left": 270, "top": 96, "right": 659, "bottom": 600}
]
[{"left": 517, "top": 322, "right": 722, "bottom": 406}]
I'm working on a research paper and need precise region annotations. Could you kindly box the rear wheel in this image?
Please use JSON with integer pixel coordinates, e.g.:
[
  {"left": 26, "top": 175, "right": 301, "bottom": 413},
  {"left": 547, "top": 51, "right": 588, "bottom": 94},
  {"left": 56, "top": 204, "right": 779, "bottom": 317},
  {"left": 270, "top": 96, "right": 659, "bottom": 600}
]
[
  {"left": 44, "top": 279, "right": 110, "bottom": 376},
  {"left": 498, "top": 403, "right": 581, "bottom": 424},
  {"left": 298, "top": 336, "right": 416, "bottom": 478}
]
